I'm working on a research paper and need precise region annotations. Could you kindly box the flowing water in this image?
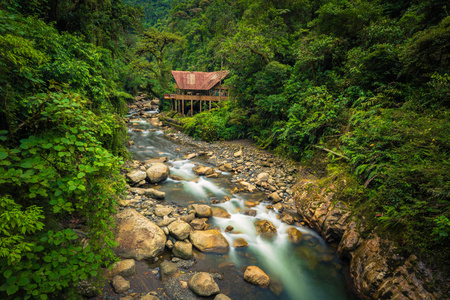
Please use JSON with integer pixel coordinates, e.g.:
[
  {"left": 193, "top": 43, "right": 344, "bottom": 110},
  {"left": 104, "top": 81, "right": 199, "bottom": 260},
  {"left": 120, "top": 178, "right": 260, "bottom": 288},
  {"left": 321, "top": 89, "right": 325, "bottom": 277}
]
[{"left": 126, "top": 111, "right": 357, "bottom": 300}]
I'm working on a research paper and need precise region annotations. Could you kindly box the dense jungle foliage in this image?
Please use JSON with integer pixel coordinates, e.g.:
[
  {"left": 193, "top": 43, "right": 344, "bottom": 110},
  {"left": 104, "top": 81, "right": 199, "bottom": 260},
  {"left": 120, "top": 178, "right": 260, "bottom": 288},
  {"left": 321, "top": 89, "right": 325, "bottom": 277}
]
[
  {"left": 0, "top": 0, "right": 144, "bottom": 298},
  {"left": 125, "top": 0, "right": 450, "bottom": 272},
  {"left": 1, "top": 0, "right": 449, "bottom": 298}
]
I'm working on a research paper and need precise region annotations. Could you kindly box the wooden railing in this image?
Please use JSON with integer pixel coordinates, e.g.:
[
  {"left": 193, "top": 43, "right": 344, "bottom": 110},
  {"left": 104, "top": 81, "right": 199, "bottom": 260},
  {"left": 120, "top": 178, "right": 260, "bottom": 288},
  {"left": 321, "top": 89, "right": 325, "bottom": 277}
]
[{"left": 164, "top": 94, "right": 229, "bottom": 101}]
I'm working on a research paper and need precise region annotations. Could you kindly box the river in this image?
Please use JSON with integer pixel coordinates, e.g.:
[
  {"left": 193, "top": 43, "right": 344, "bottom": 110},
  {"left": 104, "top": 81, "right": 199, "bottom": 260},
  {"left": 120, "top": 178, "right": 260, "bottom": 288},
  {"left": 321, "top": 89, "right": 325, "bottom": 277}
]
[{"left": 122, "top": 108, "right": 358, "bottom": 300}]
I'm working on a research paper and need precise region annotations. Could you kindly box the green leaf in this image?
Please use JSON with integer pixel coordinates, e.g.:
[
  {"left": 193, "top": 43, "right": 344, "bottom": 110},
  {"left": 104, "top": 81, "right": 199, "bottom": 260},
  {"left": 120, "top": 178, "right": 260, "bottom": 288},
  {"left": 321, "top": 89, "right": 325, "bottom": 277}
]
[
  {"left": 0, "top": 151, "right": 8, "bottom": 160},
  {"left": 77, "top": 172, "right": 86, "bottom": 178},
  {"left": 6, "top": 284, "right": 18, "bottom": 295},
  {"left": 3, "top": 269, "right": 12, "bottom": 279}
]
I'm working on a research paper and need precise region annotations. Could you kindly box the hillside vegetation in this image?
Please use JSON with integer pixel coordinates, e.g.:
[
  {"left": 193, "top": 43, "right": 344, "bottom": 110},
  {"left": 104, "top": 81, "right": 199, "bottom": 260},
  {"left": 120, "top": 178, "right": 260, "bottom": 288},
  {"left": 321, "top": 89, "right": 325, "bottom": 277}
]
[{"left": 128, "top": 0, "right": 450, "bottom": 271}]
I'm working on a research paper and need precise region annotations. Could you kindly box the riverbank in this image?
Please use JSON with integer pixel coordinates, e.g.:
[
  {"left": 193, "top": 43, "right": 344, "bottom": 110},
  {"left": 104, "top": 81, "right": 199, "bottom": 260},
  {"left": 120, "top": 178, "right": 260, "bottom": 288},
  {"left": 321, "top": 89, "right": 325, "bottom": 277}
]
[
  {"left": 88, "top": 100, "right": 357, "bottom": 300},
  {"left": 90, "top": 98, "right": 446, "bottom": 300}
]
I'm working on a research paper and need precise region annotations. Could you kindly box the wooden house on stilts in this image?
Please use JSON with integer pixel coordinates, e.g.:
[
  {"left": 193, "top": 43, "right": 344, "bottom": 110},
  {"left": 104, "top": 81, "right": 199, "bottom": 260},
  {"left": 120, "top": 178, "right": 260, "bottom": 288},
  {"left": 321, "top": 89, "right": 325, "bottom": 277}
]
[{"left": 164, "top": 70, "right": 230, "bottom": 115}]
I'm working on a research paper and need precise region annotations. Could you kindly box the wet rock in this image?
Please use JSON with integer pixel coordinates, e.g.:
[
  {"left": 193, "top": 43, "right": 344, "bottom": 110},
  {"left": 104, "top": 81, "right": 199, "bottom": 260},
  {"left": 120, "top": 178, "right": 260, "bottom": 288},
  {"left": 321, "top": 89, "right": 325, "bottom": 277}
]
[
  {"left": 114, "top": 209, "right": 166, "bottom": 260},
  {"left": 243, "top": 266, "right": 270, "bottom": 288},
  {"left": 173, "top": 241, "right": 193, "bottom": 259},
  {"left": 212, "top": 207, "right": 231, "bottom": 219},
  {"left": 170, "top": 175, "right": 184, "bottom": 181},
  {"left": 214, "top": 294, "right": 231, "bottom": 300},
  {"left": 281, "top": 214, "right": 294, "bottom": 225},
  {"left": 160, "top": 261, "right": 180, "bottom": 280},
  {"left": 219, "top": 163, "right": 233, "bottom": 172},
  {"left": 184, "top": 153, "right": 197, "bottom": 160},
  {"left": 240, "top": 209, "right": 257, "bottom": 217},
  {"left": 181, "top": 213, "right": 196, "bottom": 223},
  {"left": 233, "top": 238, "right": 249, "bottom": 248},
  {"left": 190, "top": 229, "right": 229, "bottom": 253},
  {"left": 126, "top": 170, "right": 147, "bottom": 185},
  {"left": 225, "top": 225, "right": 234, "bottom": 232},
  {"left": 143, "top": 188, "right": 165, "bottom": 200},
  {"left": 287, "top": 227, "right": 303, "bottom": 244},
  {"left": 268, "top": 192, "right": 282, "bottom": 203},
  {"left": 167, "top": 220, "right": 192, "bottom": 240},
  {"left": 191, "top": 204, "right": 213, "bottom": 217},
  {"left": 112, "top": 275, "right": 130, "bottom": 294},
  {"left": 154, "top": 205, "right": 173, "bottom": 217},
  {"left": 107, "top": 259, "right": 136, "bottom": 278},
  {"left": 239, "top": 181, "right": 256, "bottom": 193},
  {"left": 234, "top": 148, "right": 243, "bottom": 157},
  {"left": 273, "top": 202, "right": 283, "bottom": 211},
  {"left": 193, "top": 166, "right": 215, "bottom": 176},
  {"left": 188, "top": 272, "right": 220, "bottom": 296},
  {"left": 190, "top": 218, "right": 209, "bottom": 230},
  {"left": 146, "top": 163, "right": 170, "bottom": 183},
  {"left": 158, "top": 215, "right": 176, "bottom": 227},
  {"left": 256, "top": 172, "right": 269, "bottom": 183},
  {"left": 254, "top": 220, "right": 277, "bottom": 240}
]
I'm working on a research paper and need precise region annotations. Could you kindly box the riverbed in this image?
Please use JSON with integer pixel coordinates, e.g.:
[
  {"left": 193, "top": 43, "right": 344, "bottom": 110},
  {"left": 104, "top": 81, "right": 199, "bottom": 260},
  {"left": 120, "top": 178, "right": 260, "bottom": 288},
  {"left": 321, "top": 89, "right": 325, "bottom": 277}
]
[{"left": 97, "top": 108, "right": 359, "bottom": 300}]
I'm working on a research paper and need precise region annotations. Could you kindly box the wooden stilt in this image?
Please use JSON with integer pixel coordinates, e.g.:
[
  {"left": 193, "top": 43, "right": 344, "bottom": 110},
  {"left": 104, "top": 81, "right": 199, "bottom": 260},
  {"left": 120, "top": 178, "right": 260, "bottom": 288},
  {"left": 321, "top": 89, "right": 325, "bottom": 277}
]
[
  {"left": 191, "top": 100, "right": 193, "bottom": 116},
  {"left": 182, "top": 100, "right": 184, "bottom": 115},
  {"left": 200, "top": 100, "right": 202, "bottom": 113},
  {"left": 209, "top": 100, "right": 211, "bottom": 110}
]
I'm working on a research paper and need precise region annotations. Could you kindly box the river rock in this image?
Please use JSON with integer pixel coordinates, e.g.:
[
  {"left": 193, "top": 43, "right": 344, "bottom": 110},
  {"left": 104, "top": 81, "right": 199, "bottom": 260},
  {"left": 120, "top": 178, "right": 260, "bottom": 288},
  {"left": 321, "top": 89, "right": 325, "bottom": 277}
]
[
  {"left": 281, "top": 214, "right": 294, "bottom": 225},
  {"left": 173, "top": 241, "right": 193, "bottom": 259},
  {"left": 112, "top": 275, "right": 130, "bottom": 293},
  {"left": 184, "top": 153, "right": 197, "bottom": 160},
  {"left": 140, "top": 294, "right": 159, "bottom": 300},
  {"left": 154, "top": 205, "right": 173, "bottom": 217},
  {"left": 191, "top": 204, "right": 213, "bottom": 217},
  {"left": 188, "top": 272, "right": 220, "bottom": 296},
  {"left": 190, "top": 229, "right": 230, "bottom": 253},
  {"left": 193, "top": 166, "right": 215, "bottom": 176},
  {"left": 167, "top": 219, "right": 192, "bottom": 240},
  {"left": 268, "top": 192, "right": 282, "bottom": 203},
  {"left": 254, "top": 219, "right": 277, "bottom": 240},
  {"left": 256, "top": 172, "right": 269, "bottom": 183},
  {"left": 233, "top": 238, "right": 249, "bottom": 248},
  {"left": 107, "top": 259, "right": 136, "bottom": 278},
  {"left": 114, "top": 209, "right": 166, "bottom": 260},
  {"left": 126, "top": 170, "right": 147, "bottom": 185},
  {"left": 287, "top": 227, "right": 303, "bottom": 244},
  {"left": 159, "top": 261, "right": 180, "bottom": 280},
  {"left": 214, "top": 294, "right": 231, "bottom": 300},
  {"left": 212, "top": 207, "right": 231, "bottom": 218},
  {"left": 241, "top": 209, "right": 257, "bottom": 217},
  {"left": 190, "top": 218, "right": 209, "bottom": 230},
  {"left": 219, "top": 163, "right": 233, "bottom": 172},
  {"left": 240, "top": 181, "right": 256, "bottom": 193},
  {"left": 143, "top": 188, "right": 165, "bottom": 200},
  {"left": 146, "top": 163, "right": 170, "bottom": 183},
  {"left": 181, "top": 213, "right": 196, "bottom": 223},
  {"left": 243, "top": 266, "right": 270, "bottom": 288}
]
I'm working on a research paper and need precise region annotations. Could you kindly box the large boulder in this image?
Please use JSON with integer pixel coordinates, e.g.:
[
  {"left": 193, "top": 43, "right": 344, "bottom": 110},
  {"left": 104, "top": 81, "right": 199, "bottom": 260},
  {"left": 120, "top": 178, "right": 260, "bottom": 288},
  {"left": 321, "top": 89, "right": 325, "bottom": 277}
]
[
  {"left": 189, "top": 229, "right": 229, "bottom": 253},
  {"left": 188, "top": 272, "right": 220, "bottom": 296},
  {"left": 244, "top": 266, "right": 270, "bottom": 288},
  {"left": 126, "top": 170, "right": 147, "bottom": 185},
  {"left": 167, "top": 220, "right": 192, "bottom": 240},
  {"left": 254, "top": 220, "right": 277, "bottom": 240},
  {"left": 114, "top": 209, "right": 166, "bottom": 260},
  {"left": 146, "top": 163, "right": 170, "bottom": 183}
]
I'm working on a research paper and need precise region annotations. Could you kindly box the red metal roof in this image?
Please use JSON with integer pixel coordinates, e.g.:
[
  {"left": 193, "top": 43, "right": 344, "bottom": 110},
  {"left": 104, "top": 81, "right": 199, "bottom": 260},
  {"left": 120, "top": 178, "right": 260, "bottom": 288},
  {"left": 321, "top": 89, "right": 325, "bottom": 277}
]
[{"left": 171, "top": 70, "right": 229, "bottom": 91}]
